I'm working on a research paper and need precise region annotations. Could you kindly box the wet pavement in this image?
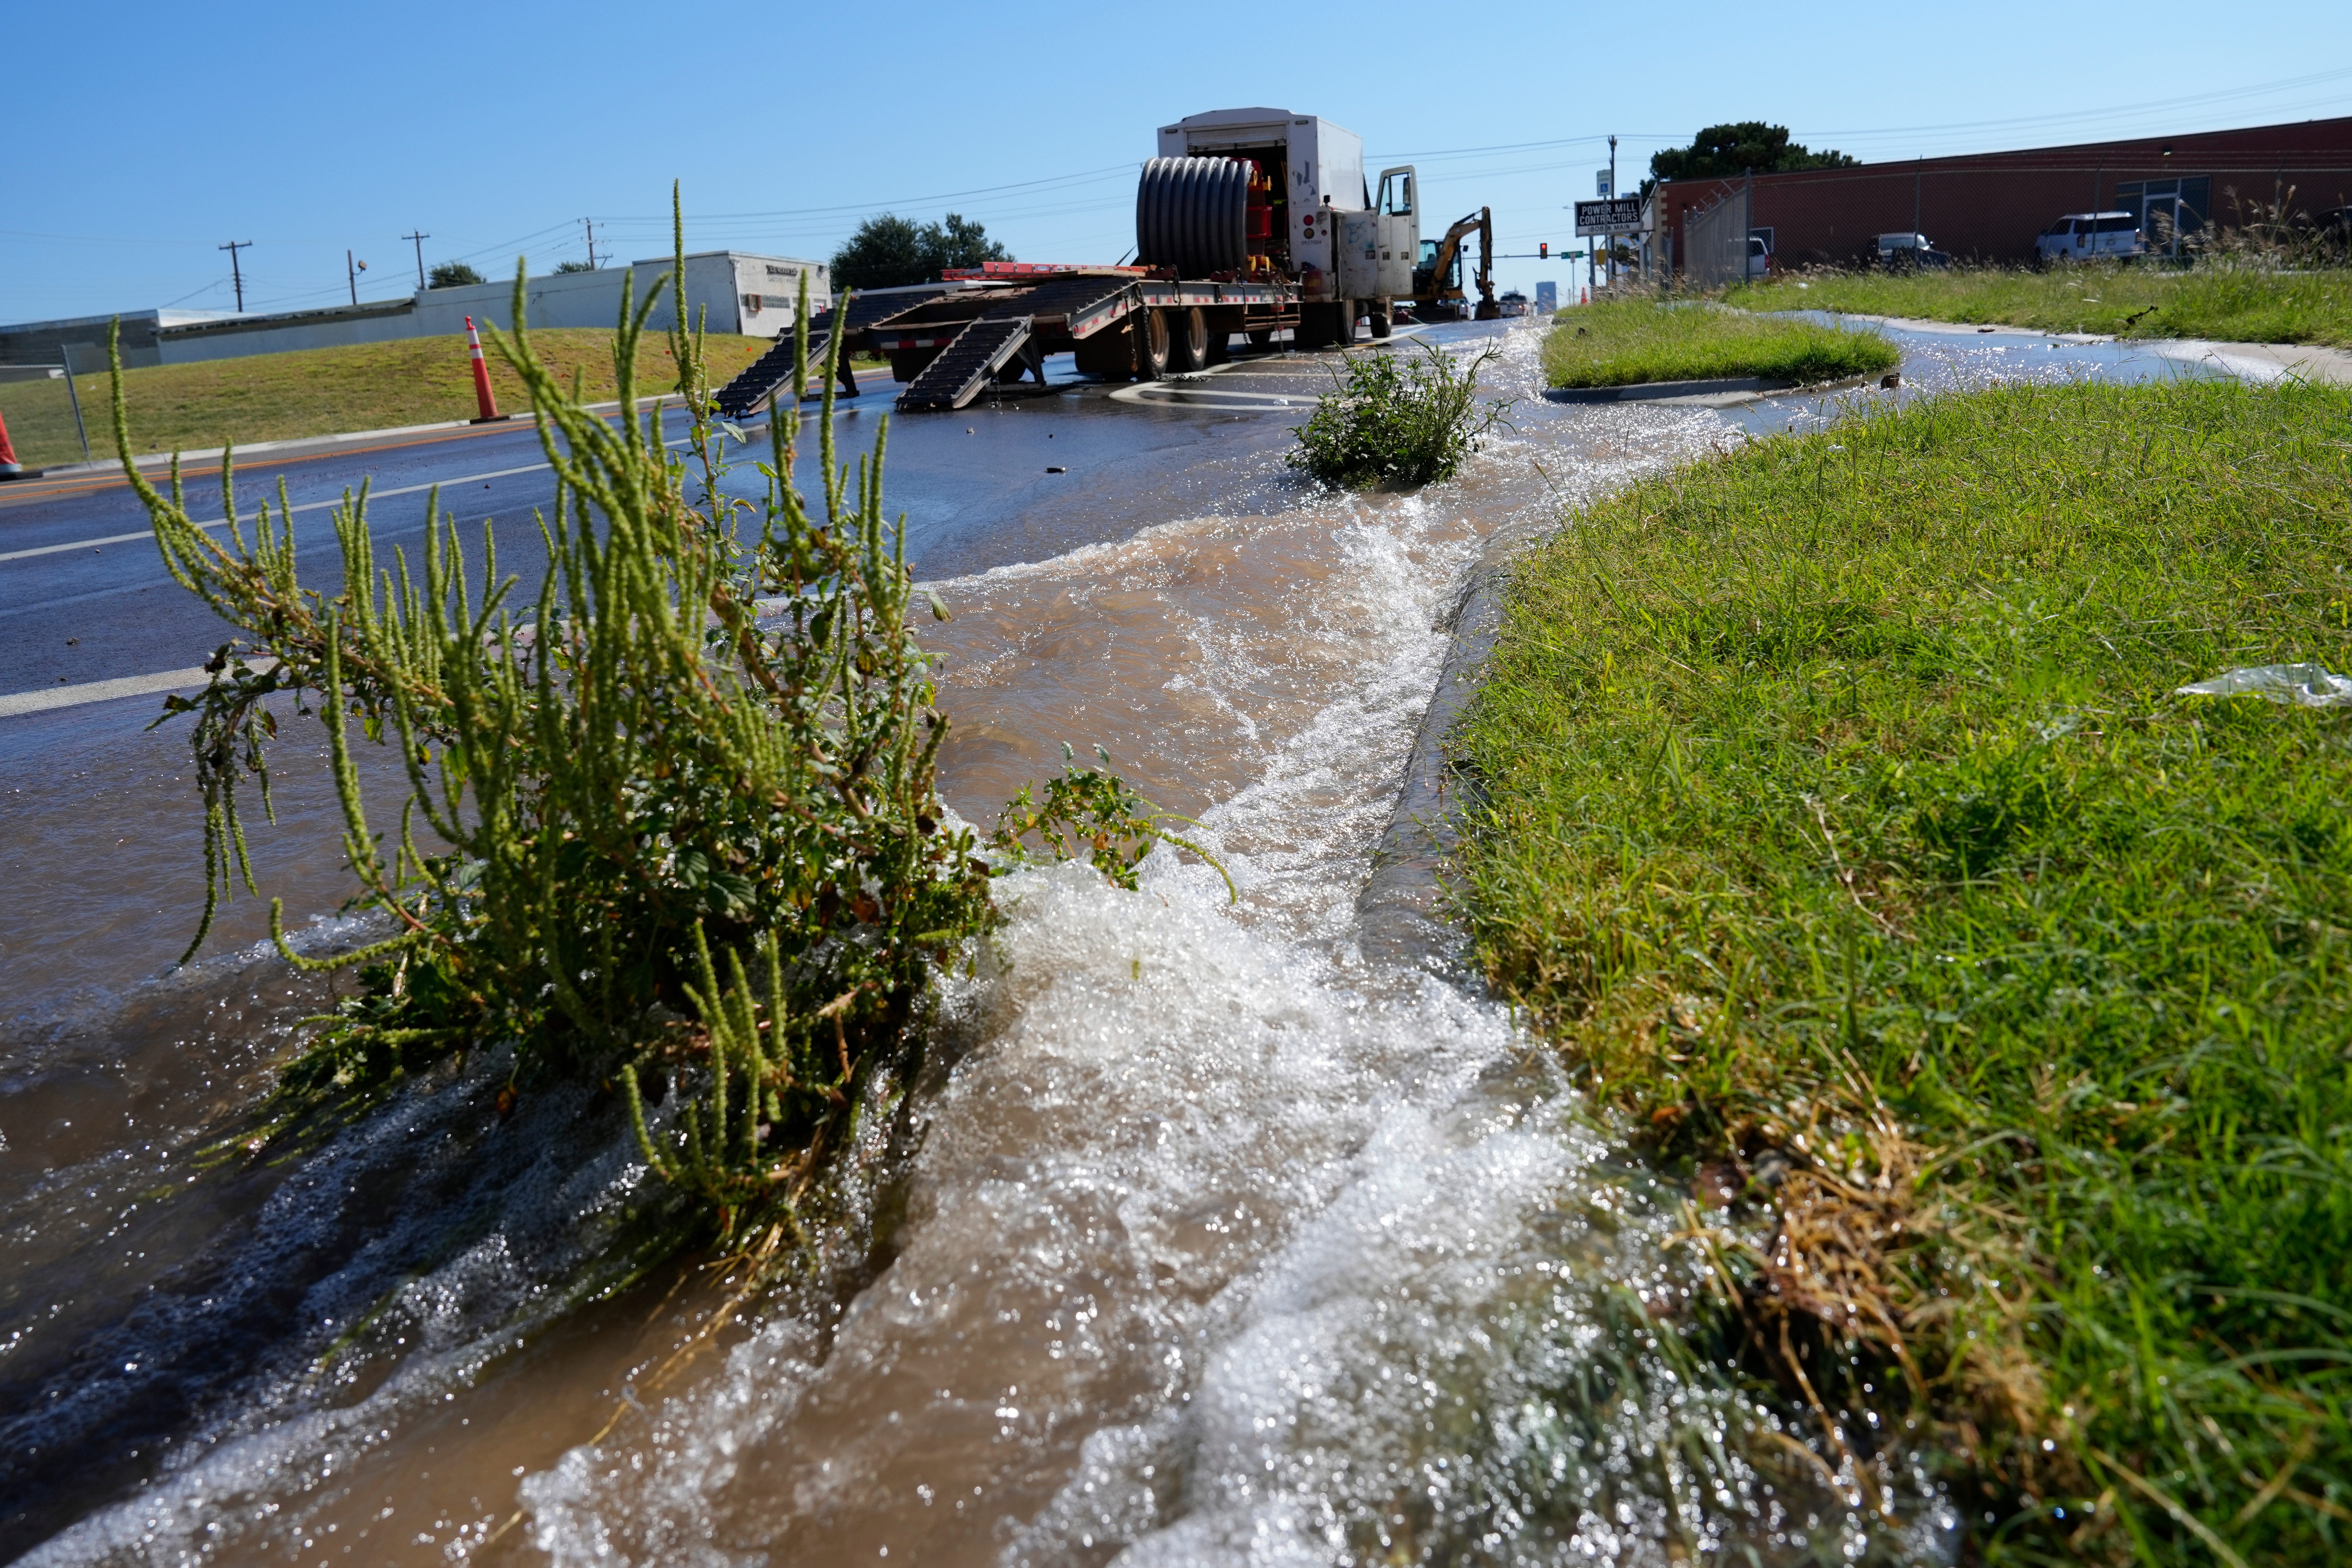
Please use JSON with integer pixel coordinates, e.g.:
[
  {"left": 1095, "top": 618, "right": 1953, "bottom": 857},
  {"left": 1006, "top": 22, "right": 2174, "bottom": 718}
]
[{"left": 0, "top": 315, "right": 2246, "bottom": 1566}]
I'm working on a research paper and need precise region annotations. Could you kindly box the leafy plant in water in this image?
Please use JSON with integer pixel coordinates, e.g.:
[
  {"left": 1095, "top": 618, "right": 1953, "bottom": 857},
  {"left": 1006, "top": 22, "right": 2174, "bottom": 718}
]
[
  {"left": 115, "top": 190, "right": 991, "bottom": 1243},
  {"left": 1287, "top": 338, "right": 1511, "bottom": 488},
  {"left": 988, "top": 743, "right": 1234, "bottom": 900}
]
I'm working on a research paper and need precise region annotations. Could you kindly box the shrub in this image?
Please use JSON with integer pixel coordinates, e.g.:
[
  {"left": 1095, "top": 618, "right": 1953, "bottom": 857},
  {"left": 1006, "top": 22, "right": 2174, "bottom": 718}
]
[
  {"left": 118, "top": 197, "right": 991, "bottom": 1248},
  {"left": 428, "top": 261, "right": 486, "bottom": 289},
  {"left": 1287, "top": 339, "right": 1510, "bottom": 488}
]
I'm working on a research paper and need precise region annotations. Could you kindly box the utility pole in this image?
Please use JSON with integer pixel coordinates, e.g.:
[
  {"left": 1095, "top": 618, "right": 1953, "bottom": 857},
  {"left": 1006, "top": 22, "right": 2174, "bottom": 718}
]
[
  {"left": 581, "top": 217, "right": 598, "bottom": 269},
  {"left": 347, "top": 248, "right": 366, "bottom": 306},
  {"left": 403, "top": 230, "right": 431, "bottom": 291},
  {"left": 218, "top": 240, "right": 252, "bottom": 312},
  {"left": 1607, "top": 135, "right": 1618, "bottom": 290}
]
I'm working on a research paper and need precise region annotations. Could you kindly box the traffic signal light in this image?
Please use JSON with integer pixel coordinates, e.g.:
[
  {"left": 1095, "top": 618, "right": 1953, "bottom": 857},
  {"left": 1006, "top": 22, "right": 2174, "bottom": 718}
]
[{"left": 1539, "top": 242, "right": 1549, "bottom": 258}]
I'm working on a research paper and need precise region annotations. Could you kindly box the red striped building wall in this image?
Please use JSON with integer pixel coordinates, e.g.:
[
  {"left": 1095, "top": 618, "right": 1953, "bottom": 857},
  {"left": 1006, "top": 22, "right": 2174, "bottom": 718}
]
[{"left": 1654, "top": 116, "right": 2352, "bottom": 273}]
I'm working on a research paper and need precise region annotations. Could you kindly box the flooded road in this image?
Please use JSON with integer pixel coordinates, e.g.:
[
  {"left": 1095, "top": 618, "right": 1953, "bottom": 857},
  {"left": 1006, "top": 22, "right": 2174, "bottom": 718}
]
[{"left": 0, "top": 320, "right": 2219, "bottom": 1564}]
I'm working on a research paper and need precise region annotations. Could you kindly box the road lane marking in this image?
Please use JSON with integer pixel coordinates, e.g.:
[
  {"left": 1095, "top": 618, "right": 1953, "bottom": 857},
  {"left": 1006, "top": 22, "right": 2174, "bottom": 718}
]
[
  {"left": 0, "top": 462, "right": 557, "bottom": 563},
  {"left": 0, "top": 665, "right": 218, "bottom": 719},
  {"left": 0, "top": 410, "right": 799, "bottom": 567}
]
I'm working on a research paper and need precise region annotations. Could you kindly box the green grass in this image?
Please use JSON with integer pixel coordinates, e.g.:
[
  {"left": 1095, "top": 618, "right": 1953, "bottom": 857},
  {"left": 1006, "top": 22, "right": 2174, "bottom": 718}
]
[
  {"left": 1544, "top": 298, "right": 1899, "bottom": 389},
  {"left": 0, "top": 329, "right": 769, "bottom": 468},
  {"left": 1728, "top": 262, "right": 2352, "bottom": 347},
  {"left": 1455, "top": 377, "right": 2352, "bottom": 1563}
]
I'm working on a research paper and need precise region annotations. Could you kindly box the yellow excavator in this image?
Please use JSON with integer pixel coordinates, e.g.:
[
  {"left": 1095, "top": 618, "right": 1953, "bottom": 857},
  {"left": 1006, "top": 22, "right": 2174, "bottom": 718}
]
[{"left": 1408, "top": 206, "right": 1502, "bottom": 321}]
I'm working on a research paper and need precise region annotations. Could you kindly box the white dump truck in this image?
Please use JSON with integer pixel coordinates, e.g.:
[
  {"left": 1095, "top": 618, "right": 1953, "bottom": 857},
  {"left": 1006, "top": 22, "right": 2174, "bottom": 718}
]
[{"left": 713, "top": 107, "right": 1436, "bottom": 416}]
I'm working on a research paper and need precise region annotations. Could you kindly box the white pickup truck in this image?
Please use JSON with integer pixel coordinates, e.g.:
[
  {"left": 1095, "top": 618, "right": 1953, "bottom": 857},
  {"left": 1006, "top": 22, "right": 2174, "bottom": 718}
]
[{"left": 2037, "top": 212, "right": 2145, "bottom": 263}]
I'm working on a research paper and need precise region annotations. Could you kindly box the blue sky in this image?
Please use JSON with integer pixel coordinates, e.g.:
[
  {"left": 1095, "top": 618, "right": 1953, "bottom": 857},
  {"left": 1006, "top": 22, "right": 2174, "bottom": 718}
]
[{"left": 5, "top": 1, "right": 2349, "bottom": 324}]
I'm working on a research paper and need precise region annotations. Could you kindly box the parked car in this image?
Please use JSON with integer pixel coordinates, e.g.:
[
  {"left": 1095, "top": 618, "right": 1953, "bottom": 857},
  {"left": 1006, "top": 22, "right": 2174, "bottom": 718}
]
[
  {"left": 2037, "top": 211, "right": 2144, "bottom": 263},
  {"left": 1745, "top": 234, "right": 1772, "bottom": 279},
  {"left": 1875, "top": 232, "right": 1952, "bottom": 269}
]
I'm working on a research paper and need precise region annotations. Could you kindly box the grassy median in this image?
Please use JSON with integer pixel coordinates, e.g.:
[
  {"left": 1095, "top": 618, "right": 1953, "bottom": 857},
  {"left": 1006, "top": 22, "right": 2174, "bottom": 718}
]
[
  {"left": 1728, "top": 263, "right": 2352, "bottom": 347},
  {"left": 1456, "top": 376, "right": 2352, "bottom": 1562},
  {"left": 0, "top": 328, "right": 769, "bottom": 468},
  {"left": 1545, "top": 298, "right": 1899, "bottom": 390}
]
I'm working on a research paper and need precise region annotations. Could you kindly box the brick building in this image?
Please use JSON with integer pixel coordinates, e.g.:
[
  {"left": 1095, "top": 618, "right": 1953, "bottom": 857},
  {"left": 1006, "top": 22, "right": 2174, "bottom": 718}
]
[{"left": 1652, "top": 115, "right": 2352, "bottom": 277}]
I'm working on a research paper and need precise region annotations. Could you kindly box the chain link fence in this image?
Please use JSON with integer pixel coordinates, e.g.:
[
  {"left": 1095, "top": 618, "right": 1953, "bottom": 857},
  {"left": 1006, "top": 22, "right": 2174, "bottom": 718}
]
[
  {"left": 1681, "top": 180, "right": 1753, "bottom": 292},
  {"left": 0, "top": 360, "right": 92, "bottom": 470}
]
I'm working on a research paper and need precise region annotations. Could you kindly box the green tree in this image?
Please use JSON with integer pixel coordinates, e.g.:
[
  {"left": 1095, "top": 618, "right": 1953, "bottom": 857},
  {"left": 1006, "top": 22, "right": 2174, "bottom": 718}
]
[
  {"left": 553, "top": 258, "right": 597, "bottom": 274},
  {"left": 428, "top": 260, "right": 487, "bottom": 289},
  {"left": 830, "top": 212, "right": 1012, "bottom": 290},
  {"left": 1646, "top": 122, "right": 1856, "bottom": 194},
  {"left": 922, "top": 212, "right": 1010, "bottom": 274}
]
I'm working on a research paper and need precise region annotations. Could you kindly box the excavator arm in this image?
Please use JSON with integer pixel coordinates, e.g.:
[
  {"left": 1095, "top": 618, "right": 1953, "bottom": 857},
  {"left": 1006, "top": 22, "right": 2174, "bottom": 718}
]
[{"left": 1411, "top": 207, "right": 1502, "bottom": 321}]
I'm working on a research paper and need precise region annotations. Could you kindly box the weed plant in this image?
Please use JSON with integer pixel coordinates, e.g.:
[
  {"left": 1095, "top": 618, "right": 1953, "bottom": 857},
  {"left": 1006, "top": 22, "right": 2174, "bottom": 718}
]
[
  {"left": 115, "top": 197, "right": 992, "bottom": 1251},
  {"left": 1288, "top": 339, "right": 1510, "bottom": 488},
  {"left": 1544, "top": 298, "right": 1899, "bottom": 390},
  {"left": 1455, "top": 376, "right": 2352, "bottom": 1562},
  {"left": 1730, "top": 260, "right": 2352, "bottom": 346}
]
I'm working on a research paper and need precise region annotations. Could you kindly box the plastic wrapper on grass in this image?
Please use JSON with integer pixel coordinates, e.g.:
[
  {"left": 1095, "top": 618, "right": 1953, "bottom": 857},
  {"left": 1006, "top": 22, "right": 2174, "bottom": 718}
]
[{"left": 1287, "top": 341, "right": 1511, "bottom": 489}]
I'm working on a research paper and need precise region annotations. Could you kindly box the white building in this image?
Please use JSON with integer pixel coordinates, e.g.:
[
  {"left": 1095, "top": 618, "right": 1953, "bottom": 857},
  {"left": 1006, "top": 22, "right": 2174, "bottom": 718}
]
[{"left": 0, "top": 251, "right": 830, "bottom": 371}]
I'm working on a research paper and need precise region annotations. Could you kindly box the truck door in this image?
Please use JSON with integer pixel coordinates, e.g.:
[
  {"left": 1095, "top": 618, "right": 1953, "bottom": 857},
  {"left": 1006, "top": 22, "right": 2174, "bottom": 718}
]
[
  {"left": 1374, "top": 166, "right": 1418, "bottom": 297},
  {"left": 1337, "top": 211, "right": 1381, "bottom": 300}
]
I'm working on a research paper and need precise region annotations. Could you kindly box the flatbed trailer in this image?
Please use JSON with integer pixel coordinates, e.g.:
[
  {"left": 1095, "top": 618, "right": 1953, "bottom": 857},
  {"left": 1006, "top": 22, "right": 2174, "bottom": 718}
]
[
  {"left": 712, "top": 106, "right": 1453, "bottom": 417},
  {"left": 712, "top": 265, "right": 1306, "bottom": 416},
  {"left": 869, "top": 266, "right": 1302, "bottom": 411}
]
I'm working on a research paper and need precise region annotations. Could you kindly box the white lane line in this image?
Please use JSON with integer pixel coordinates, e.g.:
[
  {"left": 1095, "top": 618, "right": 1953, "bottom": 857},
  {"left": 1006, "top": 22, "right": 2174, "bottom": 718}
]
[
  {"left": 0, "top": 666, "right": 215, "bottom": 719},
  {"left": 0, "top": 411, "right": 788, "bottom": 567},
  {"left": 0, "top": 462, "right": 556, "bottom": 564}
]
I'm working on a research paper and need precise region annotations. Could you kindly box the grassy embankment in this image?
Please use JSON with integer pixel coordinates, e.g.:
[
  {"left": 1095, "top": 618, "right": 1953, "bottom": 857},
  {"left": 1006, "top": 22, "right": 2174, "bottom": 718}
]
[
  {"left": 1728, "top": 263, "right": 2352, "bottom": 346},
  {"left": 0, "top": 329, "right": 777, "bottom": 468},
  {"left": 1457, "top": 377, "right": 2352, "bottom": 1562},
  {"left": 1545, "top": 298, "right": 1899, "bottom": 390}
]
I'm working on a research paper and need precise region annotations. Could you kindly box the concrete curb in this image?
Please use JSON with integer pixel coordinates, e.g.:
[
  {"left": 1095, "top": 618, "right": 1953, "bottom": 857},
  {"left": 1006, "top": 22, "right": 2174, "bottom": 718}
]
[
  {"left": 1354, "top": 559, "right": 1512, "bottom": 969},
  {"left": 1544, "top": 374, "right": 1798, "bottom": 403}
]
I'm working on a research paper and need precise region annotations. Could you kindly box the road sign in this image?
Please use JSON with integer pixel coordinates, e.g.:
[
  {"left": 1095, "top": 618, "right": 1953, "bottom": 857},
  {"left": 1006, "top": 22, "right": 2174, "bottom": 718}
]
[
  {"left": 1574, "top": 197, "right": 1642, "bottom": 237},
  {"left": 1596, "top": 169, "right": 1613, "bottom": 199}
]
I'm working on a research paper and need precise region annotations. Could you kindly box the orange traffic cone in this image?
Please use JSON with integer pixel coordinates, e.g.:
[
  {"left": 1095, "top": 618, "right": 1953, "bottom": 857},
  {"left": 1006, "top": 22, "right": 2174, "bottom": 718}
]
[
  {"left": 465, "top": 316, "right": 509, "bottom": 424},
  {"left": 0, "top": 405, "right": 33, "bottom": 480}
]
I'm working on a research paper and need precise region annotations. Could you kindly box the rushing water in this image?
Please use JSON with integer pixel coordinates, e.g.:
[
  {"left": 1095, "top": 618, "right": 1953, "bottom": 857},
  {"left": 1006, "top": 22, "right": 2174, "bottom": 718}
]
[{"left": 3, "top": 319, "right": 2215, "bottom": 1565}]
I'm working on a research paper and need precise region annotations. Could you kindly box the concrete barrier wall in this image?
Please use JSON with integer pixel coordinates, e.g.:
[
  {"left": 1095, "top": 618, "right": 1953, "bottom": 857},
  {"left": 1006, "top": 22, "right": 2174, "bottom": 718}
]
[
  {"left": 155, "top": 300, "right": 421, "bottom": 366},
  {"left": 0, "top": 251, "right": 833, "bottom": 372}
]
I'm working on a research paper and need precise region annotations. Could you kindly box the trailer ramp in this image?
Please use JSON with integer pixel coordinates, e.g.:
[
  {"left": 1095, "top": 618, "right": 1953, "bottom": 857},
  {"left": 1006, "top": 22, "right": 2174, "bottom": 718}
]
[
  {"left": 712, "top": 286, "right": 970, "bottom": 420},
  {"left": 713, "top": 327, "right": 841, "bottom": 421},
  {"left": 897, "top": 316, "right": 1037, "bottom": 411}
]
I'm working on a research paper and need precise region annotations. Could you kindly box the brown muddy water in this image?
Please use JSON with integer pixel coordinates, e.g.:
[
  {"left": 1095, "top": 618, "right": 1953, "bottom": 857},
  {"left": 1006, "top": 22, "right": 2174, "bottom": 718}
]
[{"left": 2, "top": 320, "right": 2178, "bottom": 1565}]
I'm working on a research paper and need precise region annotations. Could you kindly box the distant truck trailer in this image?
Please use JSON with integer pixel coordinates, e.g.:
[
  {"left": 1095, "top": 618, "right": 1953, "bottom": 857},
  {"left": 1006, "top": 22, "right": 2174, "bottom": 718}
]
[{"left": 715, "top": 107, "right": 1436, "bottom": 416}]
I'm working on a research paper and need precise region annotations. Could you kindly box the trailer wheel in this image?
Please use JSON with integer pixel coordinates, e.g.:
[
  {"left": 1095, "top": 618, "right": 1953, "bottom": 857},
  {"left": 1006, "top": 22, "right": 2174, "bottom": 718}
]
[
  {"left": 1246, "top": 329, "right": 1275, "bottom": 349},
  {"left": 1368, "top": 309, "right": 1392, "bottom": 340},
  {"left": 1331, "top": 303, "right": 1355, "bottom": 346},
  {"left": 1137, "top": 308, "right": 1171, "bottom": 381},
  {"left": 1170, "top": 306, "right": 1209, "bottom": 372}
]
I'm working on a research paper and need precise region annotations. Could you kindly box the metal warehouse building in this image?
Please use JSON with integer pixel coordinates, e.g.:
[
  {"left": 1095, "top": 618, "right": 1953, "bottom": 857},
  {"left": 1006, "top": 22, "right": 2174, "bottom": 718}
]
[{"left": 1654, "top": 115, "right": 2352, "bottom": 285}]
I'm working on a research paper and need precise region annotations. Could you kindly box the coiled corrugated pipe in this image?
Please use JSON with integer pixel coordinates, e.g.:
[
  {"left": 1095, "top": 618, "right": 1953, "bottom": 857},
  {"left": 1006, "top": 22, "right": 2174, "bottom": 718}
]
[{"left": 1135, "top": 157, "right": 1249, "bottom": 276}]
